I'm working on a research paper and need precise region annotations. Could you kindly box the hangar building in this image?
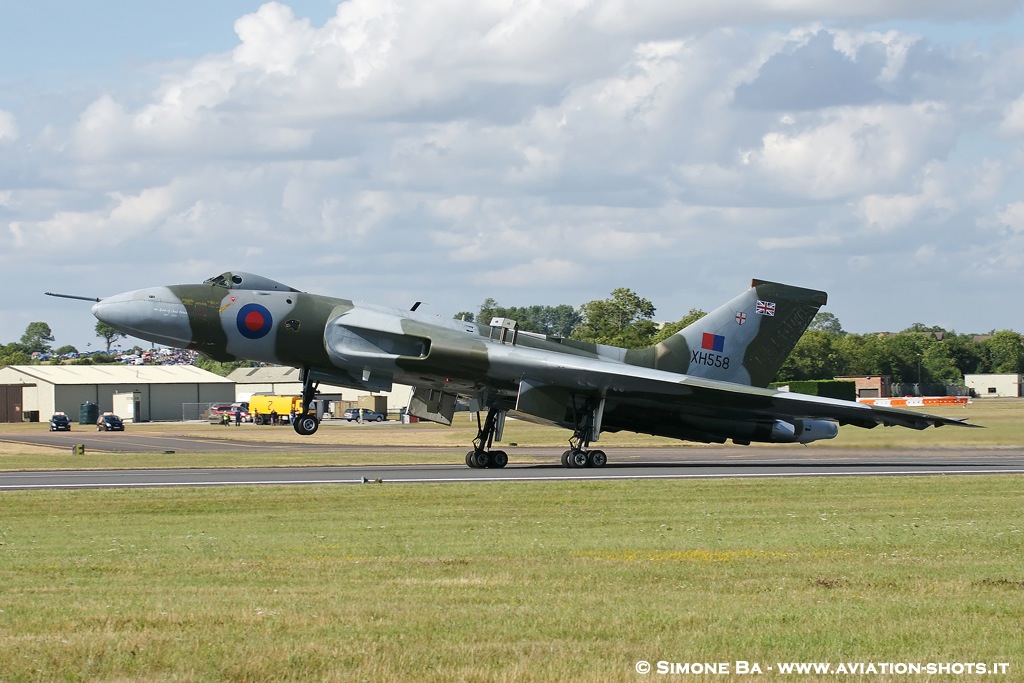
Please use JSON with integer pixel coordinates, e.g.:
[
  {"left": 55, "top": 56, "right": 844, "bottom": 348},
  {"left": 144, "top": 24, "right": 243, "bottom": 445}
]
[{"left": 0, "top": 365, "right": 234, "bottom": 423}]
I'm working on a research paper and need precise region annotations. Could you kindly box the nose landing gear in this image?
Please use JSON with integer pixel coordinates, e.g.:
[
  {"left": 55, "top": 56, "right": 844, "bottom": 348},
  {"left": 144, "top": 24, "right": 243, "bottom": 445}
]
[{"left": 293, "top": 367, "right": 320, "bottom": 436}]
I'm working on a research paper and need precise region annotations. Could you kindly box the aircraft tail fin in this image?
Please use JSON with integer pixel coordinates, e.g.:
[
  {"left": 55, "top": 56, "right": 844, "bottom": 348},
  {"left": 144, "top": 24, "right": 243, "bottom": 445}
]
[{"left": 646, "top": 279, "right": 827, "bottom": 387}]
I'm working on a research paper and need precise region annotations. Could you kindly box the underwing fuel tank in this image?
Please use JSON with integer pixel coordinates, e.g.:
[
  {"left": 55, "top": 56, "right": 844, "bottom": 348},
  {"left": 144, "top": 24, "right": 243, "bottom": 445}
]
[{"left": 768, "top": 418, "right": 839, "bottom": 444}]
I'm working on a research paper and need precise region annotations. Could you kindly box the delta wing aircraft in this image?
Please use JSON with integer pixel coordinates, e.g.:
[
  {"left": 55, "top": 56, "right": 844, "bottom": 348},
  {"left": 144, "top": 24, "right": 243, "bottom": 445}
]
[{"left": 75, "top": 272, "right": 974, "bottom": 468}]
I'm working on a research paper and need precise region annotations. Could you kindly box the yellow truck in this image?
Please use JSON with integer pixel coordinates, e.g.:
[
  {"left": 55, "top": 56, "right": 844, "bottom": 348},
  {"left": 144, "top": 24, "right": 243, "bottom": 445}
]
[{"left": 248, "top": 395, "right": 324, "bottom": 425}]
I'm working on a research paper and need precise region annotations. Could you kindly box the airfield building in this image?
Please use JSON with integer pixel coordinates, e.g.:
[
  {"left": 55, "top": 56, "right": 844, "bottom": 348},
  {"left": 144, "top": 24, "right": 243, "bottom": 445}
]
[
  {"left": 0, "top": 365, "right": 234, "bottom": 423},
  {"left": 964, "top": 373, "right": 1023, "bottom": 398}
]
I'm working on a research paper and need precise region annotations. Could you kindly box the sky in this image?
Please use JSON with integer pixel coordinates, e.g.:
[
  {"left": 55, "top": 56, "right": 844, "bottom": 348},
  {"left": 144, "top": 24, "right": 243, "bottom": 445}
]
[{"left": 3, "top": 1, "right": 1024, "bottom": 352}]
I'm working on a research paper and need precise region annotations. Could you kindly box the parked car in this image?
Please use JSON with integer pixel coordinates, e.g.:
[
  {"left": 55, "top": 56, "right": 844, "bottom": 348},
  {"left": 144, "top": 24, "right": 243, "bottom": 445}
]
[
  {"left": 342, "top": 408, "right": 386, "bottom": 422},
  {"left": 49, "top": 412, "right": 72, "bottom": 431},
  {"left": 209, "top": 403, "right": 251, "bottom": 422},
  {"left": 97, "top": 413, "right": 125, "bottom": 431}
]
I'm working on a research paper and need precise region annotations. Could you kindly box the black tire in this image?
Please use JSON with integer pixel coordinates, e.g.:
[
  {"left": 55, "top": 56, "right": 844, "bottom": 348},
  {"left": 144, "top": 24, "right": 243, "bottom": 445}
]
[
  {"left": 561, "top": 449, "right": 572, "bottom": 467},
  {"left": 490, "top": 451, "right": 508, "bottom": 468},
  {"left": 570, "top": 450, "right": 588, "bottom": 468},
  {"left": 473, "top": 451, "right": 491, "bottom": 469},
  {"left": 466, "top": 450, "right": 478, "bottom": 468},
  {"left": 293, "top": 414, "right": 319, "bottom": 436},
  {"left": 588, "top": 450, "right": 607, "bottom": 468}
]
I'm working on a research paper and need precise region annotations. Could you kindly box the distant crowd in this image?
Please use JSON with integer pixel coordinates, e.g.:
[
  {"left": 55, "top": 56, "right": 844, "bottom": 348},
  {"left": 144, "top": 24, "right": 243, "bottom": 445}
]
[{"left": 31, "top": 348, "right": 200, "bottom": 366}]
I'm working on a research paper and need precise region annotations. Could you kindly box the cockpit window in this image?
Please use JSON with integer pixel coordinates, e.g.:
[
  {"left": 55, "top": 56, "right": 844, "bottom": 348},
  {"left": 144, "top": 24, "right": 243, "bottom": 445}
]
[{"left": 203, "top": 271, "right": 301, "bottom": 292}]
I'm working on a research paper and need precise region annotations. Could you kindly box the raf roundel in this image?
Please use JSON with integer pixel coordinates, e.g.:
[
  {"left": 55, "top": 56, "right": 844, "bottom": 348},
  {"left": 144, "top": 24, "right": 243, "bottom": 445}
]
[{"left": 236, "top": 303, "right": 274, "bottom": 339}]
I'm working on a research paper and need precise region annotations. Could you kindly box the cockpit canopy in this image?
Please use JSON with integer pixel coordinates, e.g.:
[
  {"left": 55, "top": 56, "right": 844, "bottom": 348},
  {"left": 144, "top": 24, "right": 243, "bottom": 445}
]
[{"left": 203, "top": 271, "right": 301, "bottom": 293}]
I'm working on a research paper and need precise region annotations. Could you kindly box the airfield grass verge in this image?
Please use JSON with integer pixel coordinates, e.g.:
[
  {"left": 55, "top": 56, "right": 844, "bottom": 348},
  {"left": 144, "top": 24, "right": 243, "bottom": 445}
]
[{"left": 1, "top": 476, "right": 1022, "bottom": 682}]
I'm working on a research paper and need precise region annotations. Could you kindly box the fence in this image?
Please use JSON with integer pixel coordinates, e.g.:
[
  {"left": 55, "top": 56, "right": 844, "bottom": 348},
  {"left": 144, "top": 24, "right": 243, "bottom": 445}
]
[
  {"left": 182, "top": 402, "right": 216, "bottom": 422},
  {"left": 890, "top": 384, "right": 971, "bottom": 397}
]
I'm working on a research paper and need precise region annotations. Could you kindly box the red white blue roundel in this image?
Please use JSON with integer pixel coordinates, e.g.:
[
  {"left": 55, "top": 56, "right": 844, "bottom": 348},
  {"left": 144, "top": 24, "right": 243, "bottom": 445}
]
[{"left": 236, "top": 303, "right": 273, "bottom": 339}]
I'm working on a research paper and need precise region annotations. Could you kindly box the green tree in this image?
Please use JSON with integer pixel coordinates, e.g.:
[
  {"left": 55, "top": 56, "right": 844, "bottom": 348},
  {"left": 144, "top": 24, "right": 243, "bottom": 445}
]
[
  {"left": 194, "top": 355, "right": 249, "bottom": 377},
  {"left": 475, "top": 300, "right": 580, "bottom": 337},
  {"left": 454, "top": 311, "right": 475, "bottom": 322},
  {"left": 0, "top": 343, "right": 31, "bottom": 368},
  {"left": 478, "top": 298, "right": 499, "bottom": 326},
  {"left": 922, "top": 342, "right": 962, "bottom": 385},
  {"left": 902, "top": 322, "right": 946, "bottom": 336},
  {"left": 777, "top": 330, "right": 845, "bottom": 381},
  {"left": 20, "top": 322, "right": 55, "bottom": 354},
  {"left": 880, "top": 333, "right": 931, "bottom": 384},
  {"left": 53, "top": 345, "right": 79, "bottom": 357},
  {"left": 572, "top": 288, "right": 657, "bottom": 348},
  {"left": 981, "top": 330, "right": 1024, "bottom": 373},
  {"left": 809, "top": 311, "right": 844, "bottom": 334},
  {"left": 95, "top": 321, "right": 127, "bottom": 352},
  {"left": 651, "top": 308, "right": 707, "bottom": 345},
  {"left": 928, "top": 333, "right": 981, "bottom": 383}
]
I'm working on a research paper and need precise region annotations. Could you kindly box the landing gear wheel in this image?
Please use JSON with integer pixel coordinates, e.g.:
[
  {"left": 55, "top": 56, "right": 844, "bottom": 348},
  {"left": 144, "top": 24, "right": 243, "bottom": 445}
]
[
  {"left": 569, "top": 449, "right": 589, "bottom": 468},
  {"left": 293, "top": 414, "right": 319, "bottom": 436},
  {"left": 561, "top": 450, "right": 572, "bottom": 467},
  {"left": 587, "top": 450, "right": 607, "bottom": 468},
  {"left": 473, "top": 451, "right": 491, "bottom": 469},
  {"left": 490, "top": 451, "right": 508, "bottom": 468},
  {"left": 466, "top": 450, "right": 478, "bottom": 468}
]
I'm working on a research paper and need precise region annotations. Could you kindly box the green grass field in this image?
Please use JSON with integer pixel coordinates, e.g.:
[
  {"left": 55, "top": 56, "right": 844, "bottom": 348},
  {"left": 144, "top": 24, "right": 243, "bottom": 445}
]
[
  {"left": 1, "top": 476, "right": 1022, "bottom": 682},
  {"left": 0, "top": 400, "right": 1022, "bottom": 681}
]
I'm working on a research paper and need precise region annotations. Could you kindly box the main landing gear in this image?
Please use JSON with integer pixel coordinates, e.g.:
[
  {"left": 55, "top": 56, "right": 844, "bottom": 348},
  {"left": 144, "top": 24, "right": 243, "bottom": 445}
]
[
  {"left": 466, "top": 406, "right": 508, "bottom": 469},
  {"left": 560, "top": 396, "right": 608, "bottom": 468},
  {"left": 293, "top": 367, "right": 320, "bottom": 436},
  {"left": 560, "top": 426, "right": 608, "bottom": 469}
]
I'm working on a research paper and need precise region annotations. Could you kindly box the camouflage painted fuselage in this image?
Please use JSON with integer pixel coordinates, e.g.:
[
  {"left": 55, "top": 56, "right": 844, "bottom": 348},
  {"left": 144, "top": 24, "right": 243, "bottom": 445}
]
[{"left": 92, "top": 271, "right": 975, "bottom": 445}]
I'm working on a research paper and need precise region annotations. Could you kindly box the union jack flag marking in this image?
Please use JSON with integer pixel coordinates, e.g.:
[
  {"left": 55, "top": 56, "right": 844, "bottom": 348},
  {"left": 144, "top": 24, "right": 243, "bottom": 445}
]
[{"left": 755, "top": 300, "right": 776, "bottom": 316}]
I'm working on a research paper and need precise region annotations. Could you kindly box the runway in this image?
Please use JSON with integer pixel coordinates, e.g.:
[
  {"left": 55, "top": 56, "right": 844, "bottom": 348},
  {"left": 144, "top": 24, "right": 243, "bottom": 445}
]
[{"left": 3, "top": 447, "right": 1024, "bottom": 490}]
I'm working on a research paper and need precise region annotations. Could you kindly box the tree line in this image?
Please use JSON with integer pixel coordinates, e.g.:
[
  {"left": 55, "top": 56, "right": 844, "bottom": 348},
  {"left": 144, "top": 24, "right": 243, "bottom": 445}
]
[
  {"left": 0, "top": 321, "right": 129, "bottom": 367},
  {"left": 460, "top": 290, "right": 1024, "bottom": 385}
]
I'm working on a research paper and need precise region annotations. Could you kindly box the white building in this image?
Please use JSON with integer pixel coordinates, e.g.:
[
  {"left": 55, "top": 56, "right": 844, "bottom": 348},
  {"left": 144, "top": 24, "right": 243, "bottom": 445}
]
[
  {"left": 0, "top": 365, "right": 234, "bottom": 422},
  {"left": 964, "top": 374, "right": 1023, "bottom": 398}
]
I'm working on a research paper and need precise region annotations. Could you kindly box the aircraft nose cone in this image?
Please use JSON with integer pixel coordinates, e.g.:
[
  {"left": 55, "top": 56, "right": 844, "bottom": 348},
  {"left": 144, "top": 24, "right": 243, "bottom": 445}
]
[{"left": 92, "top": 287, "right": 193, "bottom": 347}]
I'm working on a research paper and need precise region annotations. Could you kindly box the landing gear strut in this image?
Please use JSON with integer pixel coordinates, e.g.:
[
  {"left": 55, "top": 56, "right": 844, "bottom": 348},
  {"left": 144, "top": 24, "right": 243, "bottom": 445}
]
[
  {"left": 466, "top": 406, "right": 508, "bottom": 469},
  {"left": 293, "top": 367, "right": 320, "bottom": 436},
  {"left": 560, "top": 396, "right": 607, "bottom": 468}
]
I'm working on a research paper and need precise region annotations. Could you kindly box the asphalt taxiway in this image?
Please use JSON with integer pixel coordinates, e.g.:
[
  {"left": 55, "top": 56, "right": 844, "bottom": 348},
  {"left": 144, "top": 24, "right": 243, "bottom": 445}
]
[{"left": 2, "top": 442, "right": 1023, "bottom": 490}]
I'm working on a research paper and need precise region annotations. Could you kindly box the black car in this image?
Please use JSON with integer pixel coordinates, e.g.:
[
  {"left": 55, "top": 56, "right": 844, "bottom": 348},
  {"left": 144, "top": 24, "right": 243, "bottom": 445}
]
[
  {"left": 49, "top": 413, "right": 72, "bottom": 431},
  {"left": 97, "top": 413, "right": 125, "bottom": 431}
]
